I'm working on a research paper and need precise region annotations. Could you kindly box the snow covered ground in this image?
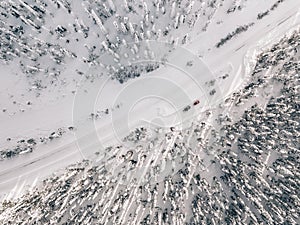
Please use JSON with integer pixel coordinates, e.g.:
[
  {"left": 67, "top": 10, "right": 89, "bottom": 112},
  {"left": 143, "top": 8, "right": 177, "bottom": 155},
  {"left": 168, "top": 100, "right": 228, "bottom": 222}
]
[{"left": 0, "top": 0, "right": 299, "bottom": 224}]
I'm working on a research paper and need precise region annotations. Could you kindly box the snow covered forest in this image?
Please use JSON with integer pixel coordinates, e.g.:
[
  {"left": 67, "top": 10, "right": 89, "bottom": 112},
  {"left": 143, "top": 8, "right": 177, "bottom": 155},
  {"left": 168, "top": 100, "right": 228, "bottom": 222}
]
[{"left": 0, "top": 0, "right": 299, "bottom": 224}]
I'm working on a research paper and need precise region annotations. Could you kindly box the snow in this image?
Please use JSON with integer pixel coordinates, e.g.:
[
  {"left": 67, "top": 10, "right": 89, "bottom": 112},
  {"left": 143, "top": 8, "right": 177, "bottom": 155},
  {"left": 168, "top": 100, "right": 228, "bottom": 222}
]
[{"left": 0, "top": 0, "right": 299, "bottom": 217}]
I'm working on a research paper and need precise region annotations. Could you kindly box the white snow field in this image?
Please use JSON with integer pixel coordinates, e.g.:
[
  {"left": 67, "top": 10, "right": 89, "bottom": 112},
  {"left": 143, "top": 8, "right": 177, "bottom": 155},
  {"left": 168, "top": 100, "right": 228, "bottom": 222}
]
[{"left": 0, "top": 0, "right": 299, "bottom": 224}]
